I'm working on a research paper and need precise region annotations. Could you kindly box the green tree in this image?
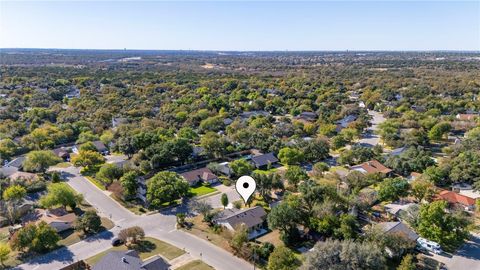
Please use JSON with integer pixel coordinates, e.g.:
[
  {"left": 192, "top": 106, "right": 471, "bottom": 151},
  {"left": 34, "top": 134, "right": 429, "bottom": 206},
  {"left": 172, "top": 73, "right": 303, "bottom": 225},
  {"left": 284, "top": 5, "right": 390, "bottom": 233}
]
[
  {"left": 267, "top": 246, "right": 300, "bottom": 270},
  {"left": 411, "top": 178, "right": 435, "bottom": 202},
  {"left": 221, "top": 193, "right": 229, "bottom": 209},
  {"left": 96, "top": 163, "right": 123, "bottom": 186},
  {"left": 0, "top": 138, "right": 17, "bottom": 160},
  {"left": 335, "top": 214, "right": 359, "bottom": 239},
  {"left": 418, "top": 201, "right": 470, "bottom": 249},
  {"left": 230, "top": 159, "right": 254, "bottom": 177},
  {"left": 278, "top": 147, "right": 304, "bottom": 165},
  {"left": 39, "top": 183, "right": 80, "bottom": 209},
  {"left": 75, "top": 210, "right": 102, "bottom": 234},
  {"left": 10, "top": 222, "right": 60, "bottom": 253},
  {"left": 230, "top": 224, "right": 249, "bottom": 253},
  {"left": 284, "top": 165, "right": 308, "bottom": 188},
  {"left": 268, "top": 201, "right": 300, "bottom": 245},
  {"left": 188, "top": 199, "right": 213, "bottom": 222},
  {"left": 299, "top": 138, "right": 330, "bottom": 162},
  {"left": 428, "top": 122, "right": 451, "bottom": 141},
  {"left": 118, "top": 226, "right": 145, "bottom": 245},
  {"left": 76, "top": 131, "right": 99, "bottom": 144},
  {"left": 79, "top": 141, "right": 98, "bottom": 152},
  {"left": 2, "top": 185, "right": 26, "bottom": 224},
  {"left": 301, "top": 239, "right": 386, "bottom": 270},
  {"left": 377, "top": 177, "right": 409, "bottom": 202},
  {"left": 0, "top": 243, "right": 10, "bottom": 266},
  {"left": 397, "top": 254, "right": 416, "bottom": 270},
  {"left": 200, "top": 132, "right": 228, "bottom": 158},
  {"left": 23, "top": 150, "right": 62, "bottom": 173},
  {"left": 331, "top": 135, "right": 348, "bottom": 150},
  {"left": 147, "top": 171, "right": 189, "bottom": 208},
  {"left": 72, "top": 150, "right": 105, "bottom": 168},
  {"left": 120, "top": 171, "right": 139, "bottom": 200}
]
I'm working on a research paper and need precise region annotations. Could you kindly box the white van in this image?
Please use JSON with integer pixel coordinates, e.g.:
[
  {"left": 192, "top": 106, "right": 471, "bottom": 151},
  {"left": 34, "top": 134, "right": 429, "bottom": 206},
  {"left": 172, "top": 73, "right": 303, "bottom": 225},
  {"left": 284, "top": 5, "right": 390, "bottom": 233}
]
[{"left": 416, "top": 237, "right": 442, "bottom": 254}]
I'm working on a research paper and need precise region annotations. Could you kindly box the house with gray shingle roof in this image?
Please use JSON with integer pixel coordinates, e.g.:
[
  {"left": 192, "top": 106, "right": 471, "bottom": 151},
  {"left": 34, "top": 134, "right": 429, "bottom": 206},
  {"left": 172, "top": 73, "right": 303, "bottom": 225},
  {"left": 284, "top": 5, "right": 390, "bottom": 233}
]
[
  {"left": 251, "top": 152, "right": 279, "bottom": 169},
  {"left": 377, "top": 221, "right": 419, "bottom": 242},
  {"left": 213, "top": 206, "right": 267, "bottom": 239},
  {"left": 92, "top": 250, "right": 170, "bottom": 270}
]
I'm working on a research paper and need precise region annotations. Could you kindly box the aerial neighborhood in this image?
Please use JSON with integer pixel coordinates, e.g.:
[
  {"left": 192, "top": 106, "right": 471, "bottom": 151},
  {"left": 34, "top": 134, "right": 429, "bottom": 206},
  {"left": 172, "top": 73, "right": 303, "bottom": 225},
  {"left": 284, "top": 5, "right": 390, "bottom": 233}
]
[{"left": 0, "top": 50, "right": 479, "bottom": 270}]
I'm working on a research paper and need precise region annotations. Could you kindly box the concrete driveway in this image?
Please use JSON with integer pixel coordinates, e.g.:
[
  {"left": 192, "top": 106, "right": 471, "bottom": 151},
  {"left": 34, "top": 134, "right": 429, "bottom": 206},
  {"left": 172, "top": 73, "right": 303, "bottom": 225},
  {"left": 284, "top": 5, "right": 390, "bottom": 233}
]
[{"left": 429, "top": 234, "right": 480, "bottom": 270}]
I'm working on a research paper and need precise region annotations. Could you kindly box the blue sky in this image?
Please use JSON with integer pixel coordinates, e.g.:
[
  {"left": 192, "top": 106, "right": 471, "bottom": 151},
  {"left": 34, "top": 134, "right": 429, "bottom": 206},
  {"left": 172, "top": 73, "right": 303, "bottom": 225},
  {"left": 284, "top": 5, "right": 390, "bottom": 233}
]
[{"left": 0, "top": 1, "right": 479, "bottom": 51}]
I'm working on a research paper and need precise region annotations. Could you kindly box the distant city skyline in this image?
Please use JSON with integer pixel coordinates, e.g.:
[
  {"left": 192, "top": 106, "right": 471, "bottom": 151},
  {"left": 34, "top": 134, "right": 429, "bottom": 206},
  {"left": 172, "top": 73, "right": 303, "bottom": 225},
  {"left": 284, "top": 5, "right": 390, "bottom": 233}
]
[{"left": 1, "top": 1, "right": 479, "bottom": 51}]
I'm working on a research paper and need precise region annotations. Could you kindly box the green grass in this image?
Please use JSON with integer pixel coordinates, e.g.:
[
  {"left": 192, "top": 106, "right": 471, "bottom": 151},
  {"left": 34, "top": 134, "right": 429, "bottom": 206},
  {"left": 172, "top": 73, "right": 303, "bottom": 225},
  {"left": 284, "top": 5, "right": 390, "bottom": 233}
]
[
  {"left": 109, "top": 194, "right": 146, "bottom": 215},
  {"left": 176, "top": 260, "right": 215, "bottom": 270},
  {"left": 189, "top": 184, "right": 217, "bottom": 197},
  {"left": 85, "top": 237, "right": 185, "bottom": 266},
  {"left": 253, "top": 168, "right": 278, "bottom": 174},
  {"left": 54, "top": 162, "right": 72, "bottom": 168},
  {"left": 85, "top": 176, "right": 106, "bottom": 191},
  {"left": 57, "top": 217, "right": 115, "bottom": 246}
]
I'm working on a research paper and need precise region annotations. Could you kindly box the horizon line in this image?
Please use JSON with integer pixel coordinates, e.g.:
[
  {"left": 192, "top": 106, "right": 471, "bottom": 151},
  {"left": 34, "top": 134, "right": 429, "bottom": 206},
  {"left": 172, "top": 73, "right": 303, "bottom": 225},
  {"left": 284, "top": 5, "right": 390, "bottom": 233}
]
[{"left": 1, "top": 47, "right": 480, "bottom": 53}]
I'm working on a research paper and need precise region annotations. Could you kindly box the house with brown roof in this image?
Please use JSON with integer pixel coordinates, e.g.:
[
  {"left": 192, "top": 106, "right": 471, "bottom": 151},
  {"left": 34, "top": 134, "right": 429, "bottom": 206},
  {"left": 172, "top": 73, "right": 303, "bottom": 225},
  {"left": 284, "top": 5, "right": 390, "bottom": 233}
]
[
  {"left": 180, "top": 167, "right": 218, "bottom": 186},
  {"left": 438, "top": 190, "right": 476, "bottom": 211},
  {"left": 350, "top": 160, "right": 393, "bottom": 176},
  {"left": 456, "top": 113, "right": 478, "bottom": 121},
  {"left": 25, "top": 208, "right": 77, "bottom": 232},
  {"left": 9, "top": 171, "right": 40, "bottom": 182}
]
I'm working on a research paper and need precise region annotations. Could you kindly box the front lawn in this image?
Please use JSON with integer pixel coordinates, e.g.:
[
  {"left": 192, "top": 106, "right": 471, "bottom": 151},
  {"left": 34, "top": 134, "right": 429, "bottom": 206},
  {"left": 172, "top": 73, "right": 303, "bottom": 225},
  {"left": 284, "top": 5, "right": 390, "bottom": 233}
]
[
  {"left": 176, "top": 260, "right": 214, "bottom": 270},
  {"left": 84, "top": 176, "right": 106, "bottom": 191},
  {"left": 189, "top": 184, "right": 217, "bottom": 197},
  {"left": 85, "top": 237, "right": 185, "bottom": 266},
  {"left": 57, "top": 217, "right": 114, "bottom": 246}
]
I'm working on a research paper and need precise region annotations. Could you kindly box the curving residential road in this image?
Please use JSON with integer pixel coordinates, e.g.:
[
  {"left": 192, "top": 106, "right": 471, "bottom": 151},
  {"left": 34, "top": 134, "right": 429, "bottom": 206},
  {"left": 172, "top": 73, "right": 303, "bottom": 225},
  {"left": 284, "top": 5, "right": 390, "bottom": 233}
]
[
  {"left": 358, "top": 109, "right": 385, "bottom": 147},
  {"left": 15, "top": 166, "right": 252, "bottom": 270}
]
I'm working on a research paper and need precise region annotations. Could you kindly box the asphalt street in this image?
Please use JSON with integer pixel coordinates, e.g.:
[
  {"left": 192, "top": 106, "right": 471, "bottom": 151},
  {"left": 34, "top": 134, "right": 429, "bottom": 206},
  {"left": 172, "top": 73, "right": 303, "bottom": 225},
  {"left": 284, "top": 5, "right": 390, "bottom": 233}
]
[{"left": 16, "top": 166, "right": 253, "bottom": 270}]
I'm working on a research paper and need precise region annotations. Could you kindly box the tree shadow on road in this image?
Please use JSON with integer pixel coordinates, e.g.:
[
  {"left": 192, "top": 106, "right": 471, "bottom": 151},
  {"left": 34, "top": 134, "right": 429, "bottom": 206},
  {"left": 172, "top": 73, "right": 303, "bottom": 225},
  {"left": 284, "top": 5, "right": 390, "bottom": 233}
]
[
  {"left": 83, "top": 230, "right": 114, "bottom": 242},
  {"left": 10, "top": 248, "right": 75, "bottom": 270}
]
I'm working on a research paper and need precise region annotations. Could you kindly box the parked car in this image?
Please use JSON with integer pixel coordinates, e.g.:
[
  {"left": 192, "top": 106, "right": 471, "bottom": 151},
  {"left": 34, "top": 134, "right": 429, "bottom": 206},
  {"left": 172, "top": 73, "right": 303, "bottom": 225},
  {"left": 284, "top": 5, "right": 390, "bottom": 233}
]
[
  {"left": 111, "top": 237, "right": 124, "bottom": 246},
  {"left": 416, "top": 237, "right": 442, "bottom": 254}
]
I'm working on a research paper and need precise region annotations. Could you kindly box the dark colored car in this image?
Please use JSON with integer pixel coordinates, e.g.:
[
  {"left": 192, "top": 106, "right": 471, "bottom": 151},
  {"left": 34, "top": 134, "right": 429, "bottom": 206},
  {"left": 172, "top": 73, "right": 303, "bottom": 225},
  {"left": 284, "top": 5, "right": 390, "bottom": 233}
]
[{"left": 111, "top": 237, "right": 123, "bottom": 246}]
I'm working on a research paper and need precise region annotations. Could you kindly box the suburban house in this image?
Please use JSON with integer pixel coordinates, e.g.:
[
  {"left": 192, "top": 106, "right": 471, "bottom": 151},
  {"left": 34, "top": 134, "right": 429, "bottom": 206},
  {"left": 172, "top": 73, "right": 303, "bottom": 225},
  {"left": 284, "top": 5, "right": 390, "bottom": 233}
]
[
  {"left": 92, "top": 250, "right": 170, "bottom": 270},
  {"left": 112, "top": 116, "right": 129, "bottom": 128},
  {"left": 213, "top": 206, "right": 267, "bottom": 239},
  {"left": 240, "top": 110, "right": 270, "bottom": 120},
  {"left": 32, "top": 208, "right": 76, "bottom": 232},
  {"left": 217, "top": 162, "right": 232, "bottom": 177},
  {"left": 0, "top": 165, "right": 18, "bottom": 177},
  {"left": 377, "top": 221, "right": 419, "bottom": 242},
  {"left": 52, "top": 147, "right": 71, "bottom": 161},
  {"left": 389, "top": 146, "right": 406, "bottom": 157},
  {"left": 407, "top": 172, "right": 422, "bottom": 182},
  {"left": 180, "top": 167, "right": 218, "bottom": 186},
  {"left": 73, "top": 140, "right": 109, "bottom": 155},
  {"left": 336, "top": 114, "right": 357, "bottom": 132},
  {"left": 223, "top": 118, "right": 234, "bottom": 126},
  {"left": 9, "top": 171, "right": 40, "bottom": 182},
  {"left": 384, "top": 202, "right": 418, "bottom": 217},
  {"left": 350, "top": 160, "right": 393, "bottom": 176},
  {"left": 5, "top": 156, "right": 26, "bottom": 170},
  {"left": 136, "top": 176, "right": 148, "bottom": 204},
  {"left": 251, "top": 152, "right": 279, "bottom": 169},
  {"left": 296, "top": 112, "right": 318, "bottom": 122},
  {"left": 438, "top": 190, "right": 476, "bottom": 211},
  {"left": 456, "top": 113, "right": 478, "bottom": 121},
  {"left": 65, "top": 87, "right": 80, "bottom": 99}
]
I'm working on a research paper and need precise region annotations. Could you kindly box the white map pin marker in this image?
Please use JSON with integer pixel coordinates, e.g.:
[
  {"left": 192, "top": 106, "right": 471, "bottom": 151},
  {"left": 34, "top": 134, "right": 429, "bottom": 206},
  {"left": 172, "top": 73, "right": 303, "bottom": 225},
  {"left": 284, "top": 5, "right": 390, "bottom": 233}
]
[{"left": 236, "top": 175, "right": 256, "bottom": 203}]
